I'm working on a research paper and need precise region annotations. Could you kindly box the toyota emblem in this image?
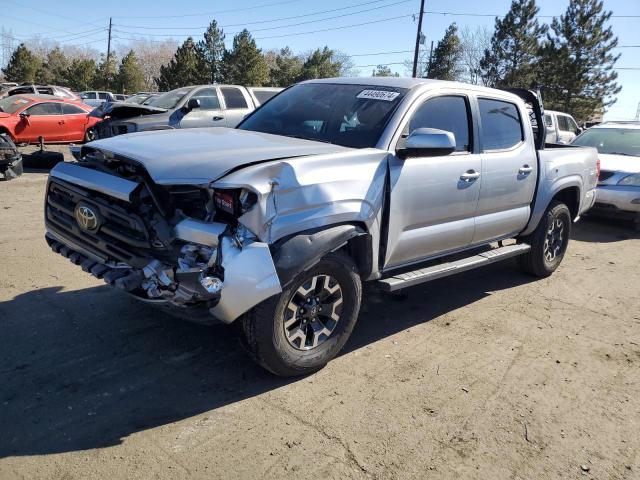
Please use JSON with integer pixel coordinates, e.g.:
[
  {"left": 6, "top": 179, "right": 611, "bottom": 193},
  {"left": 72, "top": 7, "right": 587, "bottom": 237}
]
[{"left": 74, "top": 204, "right": 99, "bottom": 231}]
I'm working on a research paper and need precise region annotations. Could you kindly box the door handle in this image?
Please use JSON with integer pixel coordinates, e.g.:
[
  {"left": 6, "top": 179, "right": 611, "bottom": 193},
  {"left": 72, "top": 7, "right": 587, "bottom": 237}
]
[
  {"left": 58, "top": 120, "right": 65, "bottom": 125},
  {"left": 213, "top": 116, "right": 224, "bottom": 121},
  {"left": 460, "top": 170, "right": 481, "bottom": 182},
  {"left": 519, "top": 165, "right": 533, "bottom": 175}
]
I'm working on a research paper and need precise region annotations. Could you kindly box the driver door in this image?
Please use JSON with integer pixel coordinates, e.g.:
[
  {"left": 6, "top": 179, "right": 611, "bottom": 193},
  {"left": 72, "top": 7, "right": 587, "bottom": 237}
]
[
  {"left": 14, "top": 102, "right": 65, "bottom": 143},
  {"left": 384, "top": 94, "right": 482, "bottom": 269},
  {"left": 179, "top": 87, "right": 226, "bottom": 129}
]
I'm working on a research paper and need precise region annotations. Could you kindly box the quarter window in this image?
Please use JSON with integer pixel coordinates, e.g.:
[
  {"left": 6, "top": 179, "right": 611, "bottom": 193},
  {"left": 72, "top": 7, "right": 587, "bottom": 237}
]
[
  {"left": 478, "top": 98, "right": 523, "bottom": 150},
  {"left": 26, "top": 103, "right": 62, "bottom": 115},
  {"left": 407, "top": 95, "right": 471, "bottom": 152},
  {"left": 191, "top": 88, "right": 221, "bottom": 110},
  {"left": 62, "top": 104, "right": 87, "bottom": 114},
  {"left": 221, "top": 87, "right": 248, "bottom": 109}
]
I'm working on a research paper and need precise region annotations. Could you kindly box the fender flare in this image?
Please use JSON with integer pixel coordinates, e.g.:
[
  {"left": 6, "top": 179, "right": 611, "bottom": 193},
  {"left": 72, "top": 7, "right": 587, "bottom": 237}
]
[{"left": 272, "top": 224, "right": 367, "bottom": 287}]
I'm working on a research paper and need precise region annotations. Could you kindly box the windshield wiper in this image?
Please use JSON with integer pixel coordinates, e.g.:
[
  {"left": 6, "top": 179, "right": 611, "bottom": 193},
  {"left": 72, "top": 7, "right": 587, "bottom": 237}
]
[{"left": 607, "top": 152, "right": 637, "bottom": 157}]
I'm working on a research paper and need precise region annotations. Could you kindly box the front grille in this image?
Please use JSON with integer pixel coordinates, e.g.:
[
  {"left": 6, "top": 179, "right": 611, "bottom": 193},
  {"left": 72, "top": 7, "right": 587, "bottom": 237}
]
[
  {"left": 598, "top": 170, "right": 616, "bottom": 182},
  {"left": 46, "top": 179, "right": 152, "bottom": 267}
]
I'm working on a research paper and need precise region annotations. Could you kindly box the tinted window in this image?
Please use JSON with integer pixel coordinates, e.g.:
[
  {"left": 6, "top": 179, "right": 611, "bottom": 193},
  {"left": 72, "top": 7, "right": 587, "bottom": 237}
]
[
  {"left": 221, "top": 87, "right": 248, "bottom": 109},
  {"left": 191, "top": 88, "right": 220, "bottom": 110},
  {"left": 98, "top": 92, "right": 109, "bottom": 100},
  {"left": 26, "top": 103, "right": 62, "bottom": 115},
  {"left": 239, "top": 83, "right": 407, "bottom": 149},
  {"left": 478, "top": 98, "right": 523, "bottom": 150},
  {"left": 62, "top": 103, "right": 86, "bottom": 114},
  {"left": 252, "top": 89, "right": 279, "bottom": 105},
  {"left": 557, "top": 115, "right": 569, "bottom": 131},
  {"left": 566, "top": 116, "right": 579, "bottom": 133},
  {"left": 82, "top": 92, "right": 97, "bottom": 99},
  {"left": 544, "top": 114, "right": 553, "bottom": 128},
  {"left": 408, "top": 96, "right": 471, "bottom": 152},
  {"left": 145, "top": 87, "right": 192, "bottom": 109},
  {"left": 572, "top": 128, "right": 640, "bottom": 157}
]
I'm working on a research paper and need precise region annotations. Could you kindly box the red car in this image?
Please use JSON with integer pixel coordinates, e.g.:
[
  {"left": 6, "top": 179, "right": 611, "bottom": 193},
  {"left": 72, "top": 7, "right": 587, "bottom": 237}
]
[{"left": 0, "top": 95, "right": 99, "bottom": 143}]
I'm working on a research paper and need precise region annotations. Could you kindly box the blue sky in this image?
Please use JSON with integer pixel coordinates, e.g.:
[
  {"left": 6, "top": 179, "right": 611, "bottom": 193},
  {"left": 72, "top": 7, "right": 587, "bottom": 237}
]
[{"left": 3, "top": 0, "right": 638, "bottom": 119}]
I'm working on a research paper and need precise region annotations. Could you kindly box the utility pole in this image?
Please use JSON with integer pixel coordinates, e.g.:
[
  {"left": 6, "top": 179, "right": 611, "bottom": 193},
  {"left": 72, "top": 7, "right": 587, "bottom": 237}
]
[
  {"left": 106, "top": 17, "right": 112, "bottom": 63},
  {"left": 412, "top": 0, "right": 426, "bottom": 78}
]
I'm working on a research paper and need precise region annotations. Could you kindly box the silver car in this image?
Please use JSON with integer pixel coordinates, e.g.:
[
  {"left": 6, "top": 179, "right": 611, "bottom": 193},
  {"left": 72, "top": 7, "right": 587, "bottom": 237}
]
[{"left": 573, "top": 121, "right": 640, "bottom": 230}]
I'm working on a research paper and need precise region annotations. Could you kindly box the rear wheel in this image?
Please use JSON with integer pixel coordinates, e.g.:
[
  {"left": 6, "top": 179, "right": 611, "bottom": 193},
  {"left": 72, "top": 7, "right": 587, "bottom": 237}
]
[
  {"left": 241, "top": 250, "right": 362, "bottom": 377},
  {"left": 518, "top": 201, "right": 571, "bottom": 277}
]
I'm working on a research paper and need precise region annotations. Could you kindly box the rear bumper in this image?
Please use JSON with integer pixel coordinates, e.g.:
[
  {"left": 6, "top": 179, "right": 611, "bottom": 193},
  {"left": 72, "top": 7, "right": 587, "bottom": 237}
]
[{"left": 594, "top": 185, "right": 640, "bottom": 214}]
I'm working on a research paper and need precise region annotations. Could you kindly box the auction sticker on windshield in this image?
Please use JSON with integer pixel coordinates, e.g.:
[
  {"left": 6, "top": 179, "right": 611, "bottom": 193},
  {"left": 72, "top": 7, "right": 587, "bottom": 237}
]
[{"left": 357, "top": 90, "right": 400, "bottom": 101}]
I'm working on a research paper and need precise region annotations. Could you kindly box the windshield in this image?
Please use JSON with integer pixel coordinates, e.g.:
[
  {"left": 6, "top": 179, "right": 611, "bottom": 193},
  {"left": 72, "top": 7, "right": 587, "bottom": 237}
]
[
  {"left": 0, "top": 96, "right": 31, "bottom": 114},
  {"left": 238, "top": 83, "right": 407, "bottom": 148},
  {"left": 127, "top": 94, "right": 150, "bottom": 104},
  {"left": 144, "top": 87, "right": 192, "bottom": 110},
  {"left": 573, "top": 127, "right": 640, "bottom": 157}
]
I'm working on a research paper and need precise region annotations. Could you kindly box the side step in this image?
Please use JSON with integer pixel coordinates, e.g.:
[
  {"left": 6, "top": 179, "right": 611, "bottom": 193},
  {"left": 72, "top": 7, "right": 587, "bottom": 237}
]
[{"left": 378, "top": 243, "right": 531, "bottom": 292}]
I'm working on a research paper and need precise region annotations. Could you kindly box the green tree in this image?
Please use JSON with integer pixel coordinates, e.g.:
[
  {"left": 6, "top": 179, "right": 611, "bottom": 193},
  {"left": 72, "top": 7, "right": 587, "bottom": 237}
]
[
  {"left": 198, "top": 20, "right": 226, "bottom": 84},
  {"left": 156, "top": 37, "right": 208, "bottom": 90},
  {"left": 65, "top": 58, "right": 96, "bottom": 91},
  {"left": 538, "top": 0, "right": 620, "bottom": 122},
  {"left": 36, "top": 47, "right": 69, "bottom": 84},
  {"left": 222, "top": 29, "right": 269, "bottom": 86},
  {"left": 94, "top": 54, "right": 118, "bottom": 90},
  {"left": 372, "top": 65, "right": 399, "bottom": 77},
  {"left": 426, "top": 23, "right": 463, "bottom": 80},
  {"left": 2, "top": 43, "right": 41, "bottom": 83},
  {"left": 269, "top": 47, "right": 303, "bottom": 86},
  {"left": 298, "top": 47, "right": 342, "bottom": 81},
  {"left": 480, "top": 0, "right": 546, "bottom": 88},
  {"left": 117, "top": 50, "right": 145, "bottom": 93}
]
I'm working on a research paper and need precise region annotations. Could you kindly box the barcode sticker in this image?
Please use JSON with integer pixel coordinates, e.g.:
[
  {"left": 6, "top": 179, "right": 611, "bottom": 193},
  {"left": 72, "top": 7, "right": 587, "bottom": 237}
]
[{"left": 356, "top": 90, "right": 400, "bottom": 101}]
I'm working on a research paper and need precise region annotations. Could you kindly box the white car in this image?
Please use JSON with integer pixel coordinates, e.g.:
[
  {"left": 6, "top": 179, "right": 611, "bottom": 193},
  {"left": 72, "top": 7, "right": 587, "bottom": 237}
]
[
  {"left": 545, "top": 110, "right": 582, "bottom": 144},
  {"left": 79, "top": 91, "right": 116, "bottom": 107},
  {"left": 572, "top": 121, "right": 640, "bottom": 230}
]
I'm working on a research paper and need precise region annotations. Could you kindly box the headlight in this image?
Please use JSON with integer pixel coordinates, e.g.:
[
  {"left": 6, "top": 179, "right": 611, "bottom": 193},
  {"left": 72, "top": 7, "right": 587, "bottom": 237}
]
[
  {"left": 617, "top": 173, "right": 640, "bottom": 186},
  {"left": 213, "top": 188, "right": 257, "bottom": 217}
]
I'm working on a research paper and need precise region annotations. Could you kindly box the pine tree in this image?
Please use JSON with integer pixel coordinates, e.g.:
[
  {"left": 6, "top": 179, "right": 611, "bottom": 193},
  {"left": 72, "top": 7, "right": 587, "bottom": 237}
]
[
  {"left": 94, "top": 54, "right": 118, "bottom": 91},
  {"left": 298, "top": 47, "right": 342, "bottom": 81},
  {"left": 36, "top": 47, "right": 69, "bottom": 85},
  {"left": 222, "top": 30, "right": 269, "bottom": 86},
  {"left": 538, "top": 0, "right": 620, "bottom": 122},
  {"left": 198, "top": 20, "right": 226, "bottom": 84},
  {"left": 372, "top": 65, "right": 399, "bottom": 77},
  {"left": 117, "top": 50, "right": 145, "bottom": 94},
  {"left": 269, "top": 47, "right": 303, "bottom": 87},
  {"left": 427, "top": 23, "right": 463, "bottom": 81},
  {"left": 480, "top": 0, "right": 546, "bottom": 88},
  {"left": 2, "top": 43, "right": 41, "bottom": 83},
  {"left": 155, "top": 37, "right": 208, "bottom": 90},
  {"left": 65, "top": 58, "right": 96, "bottom": 91}
]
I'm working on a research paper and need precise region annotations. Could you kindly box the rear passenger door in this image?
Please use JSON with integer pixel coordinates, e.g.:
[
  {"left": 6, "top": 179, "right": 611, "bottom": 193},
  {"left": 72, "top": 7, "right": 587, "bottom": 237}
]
[
  {"left": 60, "top": 103, "right": 90, "bottom": 142},
  {"left": 179, "top": 87, "right": 226, "bottom": 128},
  {"left": 385, "top": 94, "right": 482, "bottom": 268},
  {"left": 472, "top": 97, "right": 537, "bottom": 244},
  {"left": 219, "top": 87, "right": 253, "bottom": 127}
]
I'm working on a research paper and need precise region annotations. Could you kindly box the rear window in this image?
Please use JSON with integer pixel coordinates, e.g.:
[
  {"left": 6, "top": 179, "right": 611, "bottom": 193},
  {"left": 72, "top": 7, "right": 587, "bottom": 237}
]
[
  {"left": 0, "top": 96, "right": 31, "bottom": 114},
  {"left": 221, "top": 87, "right": 248, "bottom": 109},
  {"left": 478, "top": 98, "right": 523, "bottom": 150}
]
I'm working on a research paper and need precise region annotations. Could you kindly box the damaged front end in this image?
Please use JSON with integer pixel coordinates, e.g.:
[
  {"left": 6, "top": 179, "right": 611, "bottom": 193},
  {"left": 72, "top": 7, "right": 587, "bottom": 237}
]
[
  {"left": 44, "top": 156, "right": 281, "bottom": 324},
  {"left": 0, "top": 133, "right": 23, "bottom": 180}
]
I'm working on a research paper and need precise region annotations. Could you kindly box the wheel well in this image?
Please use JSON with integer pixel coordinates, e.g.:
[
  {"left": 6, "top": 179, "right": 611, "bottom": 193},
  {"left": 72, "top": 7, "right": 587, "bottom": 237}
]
[
  {"left": 342, "top": 225, "right": 373, "bottom": 278},
  {"left": 552, "top": 187, "right": 580, "bottom": 219},
  {"left": 0, "top": 127, "right": 13, "bottom": 140}
]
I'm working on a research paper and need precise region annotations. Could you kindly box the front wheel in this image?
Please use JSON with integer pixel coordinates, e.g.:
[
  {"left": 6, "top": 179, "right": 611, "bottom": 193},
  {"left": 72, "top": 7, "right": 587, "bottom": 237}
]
[
  {"left": 241, "top": 250, "right": 362, "bottom": 377},
  {"left": 518, "top": 201, "right": 572, "bottom": 277}
]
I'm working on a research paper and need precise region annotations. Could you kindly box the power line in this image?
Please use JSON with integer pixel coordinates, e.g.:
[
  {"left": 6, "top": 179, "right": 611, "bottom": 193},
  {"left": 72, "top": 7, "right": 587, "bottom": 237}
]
[
  {"left": 116, "top": 0, "right": 396, "bottom": 29},
  {"left": 421, "top": 9, "right": 640, "bottom": 18},
  {"left": 112, "top": 0, "right": 308, "bottom": 19}
]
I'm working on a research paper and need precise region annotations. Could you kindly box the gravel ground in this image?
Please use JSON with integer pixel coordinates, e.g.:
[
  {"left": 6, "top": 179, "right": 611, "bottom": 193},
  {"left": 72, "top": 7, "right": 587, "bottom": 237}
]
[{"left": 1, "top": 145, "right": 639, "bottom": 479}]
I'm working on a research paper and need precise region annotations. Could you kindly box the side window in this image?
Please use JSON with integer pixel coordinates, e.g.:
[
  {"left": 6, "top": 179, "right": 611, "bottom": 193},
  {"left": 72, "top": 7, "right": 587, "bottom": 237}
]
[
  {"left": 62, "top": 104, "right": 86, "bottom": 114},
  {"left": 190, "top": 88, "right": 221, "bottom": 110},
  {"left": 98, "top": 92, "right": 109, "bottom": 100},
  {"left": 82, "top": 92, "right": 97, "bottom": 100},
  {"left": 567, "top": 117, "right": 579, "bottom": 134},
  {"left": 478, "top": 98, "right": 523, "bottom": 150},
  {"left": 26, "top": 103, "right": 62, "bottom": 115},
  {"left": 407, "top": 95, "right": 471, "bottom": 152},
  {"left": 557, "top": 115, "right": 568, "bottom": 131},
  {"left": 544, "top": 114, "right": 553, "bottom": 128},
  {"left": 220, "top": 87, "right": 248, "bottom": 110}
]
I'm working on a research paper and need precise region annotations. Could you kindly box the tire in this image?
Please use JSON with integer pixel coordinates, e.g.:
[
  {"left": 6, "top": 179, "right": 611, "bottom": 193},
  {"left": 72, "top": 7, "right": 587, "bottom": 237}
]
[
  {"left": 241, "top": 250, "right": 362, "bottom": 377},
  {"left": 518, "top": 201, "right": 572, "bottom": 277},
  {"left": 84, "top": 128, "right": 95, "bottom": 143}
]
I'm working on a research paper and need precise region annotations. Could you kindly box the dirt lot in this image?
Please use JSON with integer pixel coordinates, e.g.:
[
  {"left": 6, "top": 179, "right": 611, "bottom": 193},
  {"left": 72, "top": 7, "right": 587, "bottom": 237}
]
[{"left": 1, "top": 145, "right": 639, "bottom": 479}]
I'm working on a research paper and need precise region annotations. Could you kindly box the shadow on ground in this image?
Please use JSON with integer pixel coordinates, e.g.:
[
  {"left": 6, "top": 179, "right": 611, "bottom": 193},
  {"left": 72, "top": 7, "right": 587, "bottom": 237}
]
[
  {"left": 0, "top": 261, "right": 537, "bottom": 458},
  {"left": 571, "top": 215, "right": 639, "bottom": 243}
]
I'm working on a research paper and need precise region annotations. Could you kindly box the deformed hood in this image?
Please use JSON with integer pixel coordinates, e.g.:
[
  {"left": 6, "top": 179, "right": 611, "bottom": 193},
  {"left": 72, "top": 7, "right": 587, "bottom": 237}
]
[
  {"left": 82, "top": 127, "right": 351, "bottom": 184},
  {"left": 89, "top": 101, "right": 168, "bottom": 119}
]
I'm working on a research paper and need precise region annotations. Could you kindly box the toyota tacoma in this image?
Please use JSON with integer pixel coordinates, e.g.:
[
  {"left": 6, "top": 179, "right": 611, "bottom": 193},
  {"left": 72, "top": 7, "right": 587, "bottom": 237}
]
[{"left": 45, "top": 78, "right": 598, "bottom": 376}]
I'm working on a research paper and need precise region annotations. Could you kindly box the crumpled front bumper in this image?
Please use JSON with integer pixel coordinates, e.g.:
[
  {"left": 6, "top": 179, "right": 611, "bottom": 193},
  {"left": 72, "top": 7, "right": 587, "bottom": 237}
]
[{"left": 45, "top": 226, "right": 282, "bottom": 324}]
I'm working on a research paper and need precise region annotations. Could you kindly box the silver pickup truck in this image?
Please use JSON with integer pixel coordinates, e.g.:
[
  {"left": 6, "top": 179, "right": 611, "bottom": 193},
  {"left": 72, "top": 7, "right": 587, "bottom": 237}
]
[{"left": 45, "top": 77, "right": 598, "bottom": 376}]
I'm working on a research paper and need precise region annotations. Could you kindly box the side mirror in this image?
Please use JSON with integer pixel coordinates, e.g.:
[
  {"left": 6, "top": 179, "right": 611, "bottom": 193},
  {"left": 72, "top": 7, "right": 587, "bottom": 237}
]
[
  {"left": 397, "top": 128, "right": 456, "bottom": 159},
  {"left": 184, "top": 98, "right": 201, "bottom": 112}
]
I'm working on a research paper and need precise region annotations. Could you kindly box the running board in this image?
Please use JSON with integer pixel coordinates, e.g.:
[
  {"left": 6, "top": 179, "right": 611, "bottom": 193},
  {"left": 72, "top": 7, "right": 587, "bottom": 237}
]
[{"left": 378, "top": 243, "right": 531, "bottom": 292}]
